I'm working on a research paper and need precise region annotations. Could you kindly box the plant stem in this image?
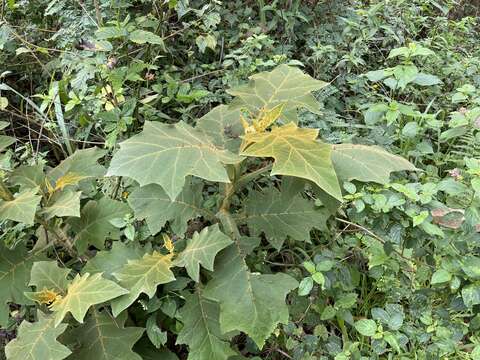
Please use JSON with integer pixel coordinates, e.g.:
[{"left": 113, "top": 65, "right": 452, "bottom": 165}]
[{"left": 236, "top": 163, "right": 272, "bottom": 191}]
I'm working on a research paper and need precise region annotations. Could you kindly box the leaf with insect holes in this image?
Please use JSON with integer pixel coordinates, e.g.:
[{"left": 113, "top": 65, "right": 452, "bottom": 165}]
[
  {"left": 177, "top": 290, "right": 236, "bottom": 360},
  {"left": 0, "top": 187, "right": 42, "bottom": 225},
  {"left": 5, "top": 312, "right": 71, "bottom": 360},
  {"left": 241, "top": 122, "right": 342, "bottom": 201},
  {"left": 65, "top": 310, "right": 144, "bottom": 360},
  {"left": 175, "top": 224, "right": 232, "bottom": 282},
  {"left": 111, "top": 251, "right": 175, "bottom": 316},
  {"left": 107, "top": 121, "right": 243, "bottom": 200},
  {"left": 331, "top": 144, "right": 417, "bottom": 184},
  {"left": 50, "top": 272, "right": 128, "bottom": 327},
  {"left": 228, "top": 64, "right": 327, "bottom": 122},
  {"left": 128, "top": 179, "right": 204, "bottom": 235}
]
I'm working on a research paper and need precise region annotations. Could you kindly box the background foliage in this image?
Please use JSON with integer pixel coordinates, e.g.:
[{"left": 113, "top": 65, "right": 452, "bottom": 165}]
[{"left": 1, "top": 0, "right": 480, "bottom": 359}]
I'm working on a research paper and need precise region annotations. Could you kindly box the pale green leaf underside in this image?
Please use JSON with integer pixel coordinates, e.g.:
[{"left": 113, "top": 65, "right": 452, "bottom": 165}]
[
  {"left": 177, "top": 291, "right": 236, "bottom": 360},
  {"left": 50, "top": 273, "right": 128, "bottom": 327},
  {"left": 175, "top": 224, "right": 233, "bottom": 282},
  {"left": 28, "top": 261, "right": 70, "bottom": 293},
  {"left": 228, "top": 64, "right": 327, "bottom": 122},
  {"left": 0, "top": 187, "right": 41, "bottom": 225},
  {"left": 128, "top": 180, "right": 203, "bottom": 235},
  {"left": 204, "top": 244, "right": 298, "bottom": 348},
  {"left": 5, "top": 312, "right": 71, "bottom": 360},
  {"left": 107, "top": 121, "right": 242, "bottom": 200},
  {"left": 111, "top": 251, "right": 175, "bottom": 316},
  {"left": 332, "top": 144, "right": 417, "bottom": 184},
  {"left": 9, "top": 164, "right": 45, "bottom": 191},
  {"left": 66, "top": 310, "right": 144, "bottom": 360},
  {"left": 68, "top": 197, "right": 130, "bottom": 253}
]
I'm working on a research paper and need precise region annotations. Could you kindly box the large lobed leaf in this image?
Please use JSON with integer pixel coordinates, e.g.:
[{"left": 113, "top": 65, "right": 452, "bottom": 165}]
[
  {"left": 177, "top": 291, "right": 236, "bottom": 360},
  {"left": 204, "top": 240, "right": 298, "bottom": 348},
  {"left": 50, "top": 272, "right": 128, "bottom": 327},
  {"left": 0, "top": 242, "right": 39, "bottom": 326},
  {"left": 0, "top": 187, "right": 42, "bottom": 225},
  {"left": 228, "top": 64, "right": 327, "bottom": 122},
  {"left": 241, "top": 122, "right": 342, "bottom": 201},
  {"left": 5, "top": 312, "right": 71, "bottom": 360},
  {"left": 65, "top": 310, "right": 144, "bottom": 360},
  {"left": 242, "top": 178, "right": 330, "bottom": 249},
  {"left": 175, "top": 224, "right": 233, "bottom": 282},
  {"left": 107, "top": 121, "right": 243, "bottom": 200},
  {"left": 111, "top": 251, "right": 175, "bottom": 316},
  {"left": 332, "top": 144, "right": 417, "bottom": 184},
  {"left": 128, "top": 180, "right": 205, "bottom": 235},
  {"left": 68, "top": 197, "right": 130, "bottom": 253}
]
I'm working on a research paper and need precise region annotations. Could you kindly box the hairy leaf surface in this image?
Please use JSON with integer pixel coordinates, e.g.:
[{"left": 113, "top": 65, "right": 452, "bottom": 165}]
[
  {"left": 0, "top": 243, "right": 38, "bottom": 326},
  {"left": 0, "top": 187, "right": 41, "bottom": 224},
  {"left": 332, "top": 144, "right": 417, "bottom": 184},
  {"left": 28, "top": 261, "right": 70, "bottom": 292},
  {"left": 204, "top": 243, "right": 298, "bottom": 348},
  {"left": 128, "top": 180, "right": 204, "bottom": 235},
  {"left": 107, "top": 121, "right": 242, "bottom": 200},
  {"left": 177, "top": 291, "right": 236, "bottom": 360},
  {"left": 66, "top": 310, "right": 144, "bottom": 360},
  {"left": 50, "top": 273, "right": 128, "bottom": 327},
  {"left": 111, "top": 251, "right": 175, "bottom": 316},
  {"left": 241, "top": 122, "right": 342, "bottom": 200},
  {"left": 228, "top": 65, "right": 327, "bottom": 122},
  {"left": 175, "top": 224, "right": 232, "bottom": 282},
  {"left": 41, "top": 190, "right": 81, "bottom": 220},
  {"left": 68, "top": 197, "right": 130, "bottom": 253},
  {"left": 5, "top": 312, "right": 71, "bottom": 360}
]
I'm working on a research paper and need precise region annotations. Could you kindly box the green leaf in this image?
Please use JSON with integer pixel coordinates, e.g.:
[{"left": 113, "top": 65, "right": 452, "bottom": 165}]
[
  {"left": 40, "top": 190, "right": 81, "bottom": 220},
  {"left": 175, "top": 224, "right": 232, "bottom": 282},
  {"left": 68, "top": 197, "right": 130, "bottom": 253},
  {"left": 9, "top": 164, "right": 45, "bottom": 190},
  {"left": 228, "top": 65, "right": 327, "bottom": 122},
  {"left": 50, "top": 273, "right": 128, "bottom": 327},
  {"left": 0, "top": 243, "right": 38, "bottom": 326},
  {"left": 312, "top": 272, "right": 325, "bottom": 286},
  {"left": 146, "top": 314, "right": 167, "bottom": 349},
  {"left": 462, "top": 285, "right": 480, "bottom": 308},
  {"left": 66, "top": 310, "right": 143, "bottom": 360},
  {"left": 129, "top": 30, "right": 164, "bottom": 45},
  {"left": 0, "top": 135, "right": 15, "bottom": 152},
  {"left": 298, "top": 277, "right": 313, "bottom": 296},
  {"left": 28, "top": 261, "right": 70, "bottom": 292},
  {"left": 354, "top": 319, "right": 377, "bottom": 337},
  {"left": 107, "top": 121, "right": 242, "bottom": 200},
  {"left": 331, "top": 144, "right": 417, "bottom": 184},
  {"left": 196, "top": 105, "right": 243, "bottom": 152},
  {"left": 413, "top": 73, "right": 441, "bottom": 86},
  {"left": 5, "top": 312, "right": 71, "bottom": 360},
  {"left": 177, "top": 290, "right": 236, "bottom": 360},
  {"left": 0, "top": 187, "right": 41, "bottom": 224},
  {"left": 241, "top": 122, "right": 342, "bottom": 200},
  {"left": 204, "top": 243, "right": 298, "bottom": 348},
  {"left": 95, "top": 26, "right": 128, "bottom": 40},
  {"left": 128, "top": 180, "right": 204, "bottom": 235},
  {"left": 111, "top": 251, "right": 175, "bottom": 316},
  {"left": 242, "top": 178, "right": 330, "bottom": 249},
  {"left": 83, "top": 242, "right": 145, "bottom": 280},
  {"left": 47, "top": 148, "right": 106, "bottom": 184}
]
